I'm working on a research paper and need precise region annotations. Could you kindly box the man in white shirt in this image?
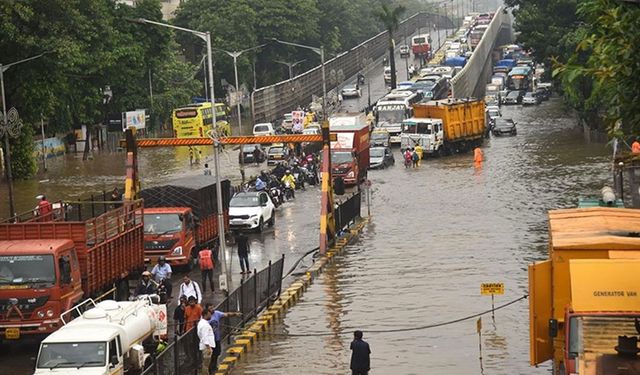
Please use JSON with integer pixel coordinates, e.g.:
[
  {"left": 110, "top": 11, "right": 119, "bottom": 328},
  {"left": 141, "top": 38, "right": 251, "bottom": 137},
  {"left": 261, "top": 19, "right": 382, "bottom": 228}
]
[
  {"left": 178, "top": 275, "right": 202, "bottom": 304},
  {"left": 197, "top": 309, "right": 216, "bottom": 375}
]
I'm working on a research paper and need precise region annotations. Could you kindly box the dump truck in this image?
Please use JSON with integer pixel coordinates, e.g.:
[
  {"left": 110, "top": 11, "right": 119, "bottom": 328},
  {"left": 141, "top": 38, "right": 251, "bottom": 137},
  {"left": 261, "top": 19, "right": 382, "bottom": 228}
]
[
  {"left": 34, "top": 298, "right": 165, "bottom": 374},
  {"left": 400, "top": 99, "right": 486, "bottom": 156},
  {"left": 0, "top": 200, "right": 145, "bottom": 341},
  {"left": 139, "top": 176, "right": 230, "bottom": 269},
  {"left": 529, "top": 207, "right": 640, "bottom": 375}
]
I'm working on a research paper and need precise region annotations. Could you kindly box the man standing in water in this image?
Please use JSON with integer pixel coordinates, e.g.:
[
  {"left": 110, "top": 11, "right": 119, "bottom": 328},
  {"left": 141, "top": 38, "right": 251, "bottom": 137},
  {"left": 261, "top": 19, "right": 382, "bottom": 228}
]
[{"left": 350, "top": 330, "right": 371, "bottom": 375}]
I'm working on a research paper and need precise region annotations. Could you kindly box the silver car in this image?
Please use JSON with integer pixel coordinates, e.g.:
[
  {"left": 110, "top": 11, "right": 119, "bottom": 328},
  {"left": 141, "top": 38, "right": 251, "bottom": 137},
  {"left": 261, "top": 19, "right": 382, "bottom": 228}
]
[{"left": 341, "top": 84, "right": 361, "bottom": 98}]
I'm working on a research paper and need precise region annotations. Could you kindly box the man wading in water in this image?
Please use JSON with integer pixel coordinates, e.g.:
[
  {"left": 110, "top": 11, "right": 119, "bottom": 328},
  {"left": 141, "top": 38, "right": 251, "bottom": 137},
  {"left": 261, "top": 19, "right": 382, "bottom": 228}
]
[{"left": 350, "top": 330, "right": 371, "bottom": 375}]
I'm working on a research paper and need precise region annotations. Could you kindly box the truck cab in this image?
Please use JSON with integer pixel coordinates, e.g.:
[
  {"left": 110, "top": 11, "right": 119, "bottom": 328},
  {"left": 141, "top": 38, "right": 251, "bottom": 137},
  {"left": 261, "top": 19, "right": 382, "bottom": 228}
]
[
  {"left": 400, "top": 117, "right": 444, "bottom": 154},
  {"left": 0, "top": 240, "right": 83, "bottom": 340},
  {"left": 143, "top": 207, "right": 196, "bottom": 267}
]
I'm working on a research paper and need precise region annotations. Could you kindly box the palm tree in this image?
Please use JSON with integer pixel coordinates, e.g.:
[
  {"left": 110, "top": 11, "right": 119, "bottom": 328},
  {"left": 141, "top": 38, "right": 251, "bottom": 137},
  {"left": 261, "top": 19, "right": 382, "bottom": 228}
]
[{"left": 374, "top": 4, "right": 406, "bottom": 90}]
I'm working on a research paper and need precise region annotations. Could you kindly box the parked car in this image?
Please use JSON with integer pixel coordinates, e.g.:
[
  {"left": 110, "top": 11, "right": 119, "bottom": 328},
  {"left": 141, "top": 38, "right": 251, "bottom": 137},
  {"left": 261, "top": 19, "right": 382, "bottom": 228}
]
[
  {"left": 267, "top": 145, "right": 289, "bottom": 165},
  {"left": 370, "top": 129, "right": 391, "bottom": 147},
  {"left": 492, "top": 118, "right": 517, "bottom": 136},
  {"left": 369, "top": 147, "right": 395, "bottom": 169},
  {"left": 502, "top": 90, "right": 524, "bottom": 105},
  {"left": 253, "top": 122, "right": 275, "bottom": 136},
  {"left": 486, "top": 105, "right": 501, "bottom": 123},
  {"left": 228, "top": 191, "right": 275, "bottom": 232},
  {"left": 239, "top": 144, "right": 266, "bottom": 164},
  {"left": 535, "top": 87, "right": 550, "bottom": 101},
  {"left": 341, "top": 83, "right": 361, "bottom": 98},
  {"left": 522, "top": 92, "right": 541, "bottom": 106},
  {"left": 399, "top": 45, "right": 410, "bottom": 58}
]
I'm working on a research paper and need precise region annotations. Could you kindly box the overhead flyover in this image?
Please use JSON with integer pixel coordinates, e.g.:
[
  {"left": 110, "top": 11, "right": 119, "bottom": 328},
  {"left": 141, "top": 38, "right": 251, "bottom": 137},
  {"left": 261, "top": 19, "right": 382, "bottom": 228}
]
[{"left": 450, "top": 6, "right": 513, "bottom": 99}]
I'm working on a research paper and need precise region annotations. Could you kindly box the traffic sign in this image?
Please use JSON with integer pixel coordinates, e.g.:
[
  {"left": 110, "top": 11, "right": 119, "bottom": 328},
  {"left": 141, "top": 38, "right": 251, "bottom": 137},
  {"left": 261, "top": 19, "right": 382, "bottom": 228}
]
[{"left": 480, "top": 282, "right": 504, "bottom": 295}]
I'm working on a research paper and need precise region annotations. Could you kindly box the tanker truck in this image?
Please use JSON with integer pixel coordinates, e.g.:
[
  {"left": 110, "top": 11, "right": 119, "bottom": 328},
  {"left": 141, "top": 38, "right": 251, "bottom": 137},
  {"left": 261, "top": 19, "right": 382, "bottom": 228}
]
[
  {"left": 529, "top": 207, "right": 640, "bottom": 375},
  {"left": 34, "top": 297, "right": 165, "bottom": 374}
]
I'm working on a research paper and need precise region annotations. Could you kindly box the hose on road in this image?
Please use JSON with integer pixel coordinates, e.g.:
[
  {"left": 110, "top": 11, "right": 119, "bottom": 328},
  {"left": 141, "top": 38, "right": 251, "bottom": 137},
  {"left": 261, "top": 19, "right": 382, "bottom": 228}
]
[{"left": 281, "top": 246, "right": 319, "bottom": 280}]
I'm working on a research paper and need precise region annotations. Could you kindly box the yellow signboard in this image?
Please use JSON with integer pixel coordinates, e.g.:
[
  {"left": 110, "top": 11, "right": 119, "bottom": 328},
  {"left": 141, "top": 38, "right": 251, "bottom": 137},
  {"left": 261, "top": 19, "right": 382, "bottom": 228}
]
[
  {"left": 481, "top": 283, "right": 504, "bottom": 295},
  {"left": 570, "top": 259, "right": 640, "bottom": 312}
]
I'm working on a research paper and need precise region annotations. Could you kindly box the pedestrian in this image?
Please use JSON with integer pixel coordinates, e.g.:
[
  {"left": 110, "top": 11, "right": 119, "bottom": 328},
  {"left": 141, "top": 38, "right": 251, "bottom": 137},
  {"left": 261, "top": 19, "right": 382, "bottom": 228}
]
[
  {"left": 110, "top": 187, "right": 122, "bottom": 209},
  {"left": 404, "top": 149, "right": 413, "bottom": 168},
  {"left": 36, "top": 194, "right": 53, "bottom": 221},
  {"left": 204, "top": 303, "right": 242, "bottom": 372},
  {"left": 414, "top": 144, "right": 423, "bottom": 166},
  {"left": 184, "top": 296, "right": 203, "bottom": 332},
  {"left": 178, "top": 275, "right": 202, "bottom": 304},
  {"left": 197, "top": 309, "right": 216, "bottom": 375},
  {"left": 189, "top": 146, "right": 194, "bottom": 166},
  {"left": 474, "top": 147, "right": 484, "bottom": 164},
  {"left": 173, "top": 295, "right": 187, "bottom": 336},
  {"left": 199, "top": 247, "right": 215, "bottom": 293},
  {"left": 203, "top": 163, "right": 212, "bottom": 175},
  {"left": 350, "top": 330, "right": 371, "bottom": 375},
  {"left": 151, "top": 256, "right": 172, "bottom": 298},
  {"left": 412, "top": 148, "right": 420, "bottom": 168},
  {"left": 235, "top": 232, "right": 250, "bottom": 274},
  {"left": 253, "top": 146, "right": 262, "bottom": 165},
  {"left": 632, "top": 138, "right": 640, "bottom": 154}
]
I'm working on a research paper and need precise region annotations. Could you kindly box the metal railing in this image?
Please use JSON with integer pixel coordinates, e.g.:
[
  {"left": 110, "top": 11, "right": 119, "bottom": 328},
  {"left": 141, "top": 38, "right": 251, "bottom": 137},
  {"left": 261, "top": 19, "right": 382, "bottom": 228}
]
[
  {"left": 142, "top": 255, "right": 285, "bottom": 374},
  {"left": 335, "top": 191, "right": 362, "bottom": 232}
]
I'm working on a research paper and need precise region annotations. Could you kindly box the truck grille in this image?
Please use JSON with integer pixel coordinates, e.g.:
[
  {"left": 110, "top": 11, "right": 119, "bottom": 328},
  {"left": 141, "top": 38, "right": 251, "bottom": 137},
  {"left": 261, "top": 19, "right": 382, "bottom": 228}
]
[
  {"left": 0, "top": 296, "right": 49, "bottom": 318},
  {"left": 144, "top": 239, "right": 178, "bottom": 250},
  {"left": 333, "top": 168, "right": 349, "bottom": 175}
]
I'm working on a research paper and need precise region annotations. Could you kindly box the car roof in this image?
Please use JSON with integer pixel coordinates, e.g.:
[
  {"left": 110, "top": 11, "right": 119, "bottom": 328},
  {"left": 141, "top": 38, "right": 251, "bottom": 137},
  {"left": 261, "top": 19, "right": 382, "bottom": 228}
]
[{"left": 233, "top": 191, "right": 261, "bottom": 197}]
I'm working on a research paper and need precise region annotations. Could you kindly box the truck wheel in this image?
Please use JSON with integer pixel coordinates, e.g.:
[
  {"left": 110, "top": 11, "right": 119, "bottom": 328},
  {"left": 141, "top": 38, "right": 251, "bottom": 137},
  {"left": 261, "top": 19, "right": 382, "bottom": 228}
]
[{"left": 268, "top": 211, "right": 275, "bottom": 227}]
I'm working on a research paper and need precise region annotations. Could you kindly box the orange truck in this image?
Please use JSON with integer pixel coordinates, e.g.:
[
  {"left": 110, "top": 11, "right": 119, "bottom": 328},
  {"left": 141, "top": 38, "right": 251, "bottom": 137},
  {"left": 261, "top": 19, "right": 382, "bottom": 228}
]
[
  {"left": 0, "top": 200, "right": 144, "bottom": 341},
  {"left": 529, "top": 207, "right": 640, "bottom": 375},
  {"left": 139, "top": 176, "right": 230, "bottom": 269}
]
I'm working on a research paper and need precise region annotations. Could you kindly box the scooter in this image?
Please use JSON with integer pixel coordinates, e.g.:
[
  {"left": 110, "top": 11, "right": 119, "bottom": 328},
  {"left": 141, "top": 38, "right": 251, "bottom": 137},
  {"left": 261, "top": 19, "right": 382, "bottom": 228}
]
[
  {"left": 269, "top": 186, "right": 282, "bottom": 207},
  {"left": 283, "top": 181, "right": 294, "bottom": 200},
  {"left": 293, "top": 170, "right": 306, "bottom": 190}
]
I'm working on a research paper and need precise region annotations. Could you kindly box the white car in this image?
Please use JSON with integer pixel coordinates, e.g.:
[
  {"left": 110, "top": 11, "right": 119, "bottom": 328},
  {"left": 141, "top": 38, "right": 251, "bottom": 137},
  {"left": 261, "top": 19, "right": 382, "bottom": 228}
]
[
  {"left": 341, "top": 84, "right": 361, "bottom": 98},
  {"left": 229, "top": 191, "right": 276, "bottom": 232},
  {"left": 253, "top": 122, "right": 275, "bottom": 136}
]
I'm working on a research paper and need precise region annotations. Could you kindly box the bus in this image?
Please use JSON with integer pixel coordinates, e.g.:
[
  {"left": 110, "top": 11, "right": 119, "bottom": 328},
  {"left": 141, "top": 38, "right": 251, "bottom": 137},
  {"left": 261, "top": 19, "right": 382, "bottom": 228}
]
[
  {"left": 506, "top": 66, "right": 533, "bottom": 92},
  {"left": 172, "top": 102, "right": 231, "bottom": 138},
  {"left": 411, "top": 34, "right": 431, "bottom": 56},
  {"left": 415, "top": 75, "right": 449, "bottom": 101}
]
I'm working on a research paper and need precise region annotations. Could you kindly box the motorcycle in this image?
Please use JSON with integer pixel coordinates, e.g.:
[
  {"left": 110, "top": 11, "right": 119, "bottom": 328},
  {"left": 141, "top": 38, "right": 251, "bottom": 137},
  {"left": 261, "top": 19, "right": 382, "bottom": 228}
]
[
  {"left": 269, "top": 186, "right": 282, "bottom": 207},
  {"left": 283, "top": 181, "right": 294, "bottom": 200},
  {"left": 292, "top": 170, "right": 305, "bottom": 190}
]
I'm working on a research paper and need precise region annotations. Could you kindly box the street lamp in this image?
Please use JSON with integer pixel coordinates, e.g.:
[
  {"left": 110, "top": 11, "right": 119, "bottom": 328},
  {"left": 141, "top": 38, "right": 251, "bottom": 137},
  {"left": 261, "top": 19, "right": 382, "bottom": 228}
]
[
  {"left": 133, "top": 18, "right": 231, "bottom": 292},
  {"left": 273, "top": 59, "right": 306, "bottom": 80},
  {"left": 1, "top": 53, "right": 46, "bottom": 219}
]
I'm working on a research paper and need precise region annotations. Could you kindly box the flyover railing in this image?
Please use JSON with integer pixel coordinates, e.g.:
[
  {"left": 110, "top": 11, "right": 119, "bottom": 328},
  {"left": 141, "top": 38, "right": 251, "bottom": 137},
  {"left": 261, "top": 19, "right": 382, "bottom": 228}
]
[{"left": 335, "top": 191, "right": 362, "bottom": 232}]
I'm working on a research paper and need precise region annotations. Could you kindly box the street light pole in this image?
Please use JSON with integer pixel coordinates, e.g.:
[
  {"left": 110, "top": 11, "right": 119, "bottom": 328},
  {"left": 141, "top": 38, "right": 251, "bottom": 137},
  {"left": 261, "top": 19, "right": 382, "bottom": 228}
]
[
  {"left": 273, "top": 59, "right": 306, "bottom": 80},
  {"left": 135, "top": 18, "right": 231, "bottom": 292}
]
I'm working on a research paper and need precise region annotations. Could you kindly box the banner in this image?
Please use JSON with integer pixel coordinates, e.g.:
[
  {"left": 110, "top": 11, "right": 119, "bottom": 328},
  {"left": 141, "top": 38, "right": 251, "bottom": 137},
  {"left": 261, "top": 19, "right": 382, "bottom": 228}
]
[{"left": 123, "top": 110, "right": 146, "bottom": 131}]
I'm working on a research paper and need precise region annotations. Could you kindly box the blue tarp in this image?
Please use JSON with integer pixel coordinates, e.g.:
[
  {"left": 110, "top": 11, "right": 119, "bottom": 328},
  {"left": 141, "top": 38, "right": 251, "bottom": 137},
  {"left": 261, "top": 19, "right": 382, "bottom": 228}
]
[
  {"left": 495, "top": 59, "right": 516, "bottom": 69},
  {"left": 444, "top": 56, "right": 466, "bottom": 67}
]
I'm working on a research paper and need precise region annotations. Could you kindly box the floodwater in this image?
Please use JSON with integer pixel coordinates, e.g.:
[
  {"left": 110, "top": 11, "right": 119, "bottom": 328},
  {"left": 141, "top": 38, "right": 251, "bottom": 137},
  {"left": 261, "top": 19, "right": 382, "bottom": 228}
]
[{"left": 232, "top": 98, "right": 611, "bottom": 375}]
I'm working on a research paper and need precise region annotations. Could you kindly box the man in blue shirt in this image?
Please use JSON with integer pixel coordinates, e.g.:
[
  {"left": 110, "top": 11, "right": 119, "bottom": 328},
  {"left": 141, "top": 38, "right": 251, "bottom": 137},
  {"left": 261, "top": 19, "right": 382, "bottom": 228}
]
[
  {"left": 151, "top": 256, "right": 173, "bottom": 298},
  {"left": 255, "top": 172, "right": 267, "bottom": 191},
  {"left": 205, "top": 303, "right": 242, "bottom": 372}
]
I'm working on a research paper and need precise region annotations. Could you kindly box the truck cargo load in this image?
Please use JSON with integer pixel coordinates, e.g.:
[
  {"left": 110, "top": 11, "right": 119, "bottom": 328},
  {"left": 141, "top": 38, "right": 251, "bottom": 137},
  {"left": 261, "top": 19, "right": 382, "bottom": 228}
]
[
  {"left": 401, "top": 99, "right": 486, "bottom": 156},
  {"left": 139, "top": 176, "right": 230, "bottom": 267},
  {"left": 0, "top": 200, "right": 145, "bottom": 340},
  {"left": 529, "top": 208, "right": 640, "bottom": 374}
]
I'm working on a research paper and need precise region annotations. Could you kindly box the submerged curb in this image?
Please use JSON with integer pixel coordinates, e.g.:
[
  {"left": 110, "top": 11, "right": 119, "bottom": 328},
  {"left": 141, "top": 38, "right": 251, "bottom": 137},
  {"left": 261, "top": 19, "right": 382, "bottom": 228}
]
[{"left": 214, "top": 217, "right": 370, "bottom": 375}]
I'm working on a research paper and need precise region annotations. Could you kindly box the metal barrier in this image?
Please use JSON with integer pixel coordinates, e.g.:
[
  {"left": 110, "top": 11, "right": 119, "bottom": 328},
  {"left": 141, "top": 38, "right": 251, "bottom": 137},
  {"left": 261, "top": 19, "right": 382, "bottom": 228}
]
[
  {"left": 143, "top": 256, "right": 284, "bottom": 374},
  {"left": 335, "top": 192, "right": 362, "bottom": 231},
  {"left": 450, "top": 6, "right": 512, "bottom": 99},
  {"left": 252, "top": 12, "right": 454, "bottom": 123}
]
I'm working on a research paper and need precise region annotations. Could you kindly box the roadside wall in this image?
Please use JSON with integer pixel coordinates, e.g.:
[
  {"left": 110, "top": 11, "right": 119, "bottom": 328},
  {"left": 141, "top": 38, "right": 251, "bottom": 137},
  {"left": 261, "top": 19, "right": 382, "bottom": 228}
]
[{"left": 252, "top": 12, "right": 454, "bottom": 123}]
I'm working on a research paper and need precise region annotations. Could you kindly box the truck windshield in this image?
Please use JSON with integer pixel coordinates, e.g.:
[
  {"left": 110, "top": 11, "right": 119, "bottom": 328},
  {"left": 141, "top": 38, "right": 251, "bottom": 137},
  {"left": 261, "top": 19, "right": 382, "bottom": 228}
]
[
  {"left": 371, "top": 133, "right": 388, "bottom": 141},
  {"left": 230, "top": 195, "right": 260, "bottom": 207},
  {"left": 0, "top": 255, "right": 55, "bottom": 285},
  {"left": 568, "top": 315, "right": 640, "bottom": 360},
  {"left": 377, "top": 109, "right": 405, "bottom": 124},
  {"left": 37, "top": 342, "right": 106, "bottom": 369},
  {"left": 331, "top": 152, "right": 353, "bottom": 164},
  {"left": 403, "top": 123, "right": 431, "bottom": 134},
  {"left": 144, "top": 214, "right": 183, "bottom": 235}
]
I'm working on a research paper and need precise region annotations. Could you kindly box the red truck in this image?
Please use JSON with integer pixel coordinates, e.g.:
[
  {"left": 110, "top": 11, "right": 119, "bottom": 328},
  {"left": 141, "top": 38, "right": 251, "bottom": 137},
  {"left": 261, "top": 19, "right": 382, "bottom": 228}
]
[
  {"left": 139, "top": 176, "right": 230, "bottom": 269},
  {"left": 328, "top": 113, "right": 370, "bottom": 185},
  {"left": 0, "top": 200, "right": 144, "bottom": 341}
]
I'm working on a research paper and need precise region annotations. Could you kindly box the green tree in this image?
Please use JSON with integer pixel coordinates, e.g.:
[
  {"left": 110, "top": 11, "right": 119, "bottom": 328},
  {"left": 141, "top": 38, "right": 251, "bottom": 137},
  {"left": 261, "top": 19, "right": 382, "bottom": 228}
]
[
  {"left": 4, "top": 125, "right": 37, "bottom": 180},
  {"left": 374, "top": 3, "right": 406, "bottom": 89}
]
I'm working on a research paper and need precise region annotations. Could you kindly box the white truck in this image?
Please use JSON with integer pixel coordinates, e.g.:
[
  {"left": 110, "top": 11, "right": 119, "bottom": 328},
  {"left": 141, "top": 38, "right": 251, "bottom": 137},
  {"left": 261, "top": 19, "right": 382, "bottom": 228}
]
[{"left": 34, "top": 298, "right": 166, "bottom": 374}]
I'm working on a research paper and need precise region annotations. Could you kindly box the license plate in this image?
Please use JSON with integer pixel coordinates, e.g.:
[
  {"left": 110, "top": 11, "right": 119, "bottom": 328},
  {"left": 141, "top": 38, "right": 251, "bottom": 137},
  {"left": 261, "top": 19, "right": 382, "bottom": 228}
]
[{"left": 5, "top": 327, "right": 20, "bottom": 339}]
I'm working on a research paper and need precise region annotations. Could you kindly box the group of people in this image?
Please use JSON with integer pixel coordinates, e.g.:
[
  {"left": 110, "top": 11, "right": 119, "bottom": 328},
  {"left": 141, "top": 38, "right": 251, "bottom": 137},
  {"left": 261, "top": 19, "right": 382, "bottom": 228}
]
[{"left": 403, "top": 146, "right": 424, "bottom": 168}]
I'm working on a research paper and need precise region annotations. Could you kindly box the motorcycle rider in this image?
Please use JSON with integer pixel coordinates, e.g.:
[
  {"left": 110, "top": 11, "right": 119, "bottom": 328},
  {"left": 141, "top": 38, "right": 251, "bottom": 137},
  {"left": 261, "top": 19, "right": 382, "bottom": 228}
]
[
  {"left": 255, "top": 172, "right": 268, "bottom": 191},
  {"left": 135, "top": 271, "right": 157, "bottom": 296},
  {"left": 291, "top": 163, "right": 305, "bottom": 190},
  {"left": 151, "top": 256, "right": 173, "bottom": 299},
  {"left": 272, "top": 162, "right": 287, "bottom": 180},
  {"left": 281, "top": 170, "right": 296, "bottom": 198}
]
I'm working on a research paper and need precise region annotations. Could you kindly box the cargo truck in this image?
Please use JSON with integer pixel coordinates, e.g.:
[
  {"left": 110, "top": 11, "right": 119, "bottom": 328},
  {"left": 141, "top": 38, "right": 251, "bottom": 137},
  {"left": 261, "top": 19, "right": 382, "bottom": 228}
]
[
  {"left": 139, "top": 176, "right": 230, "bottom": 269},
  {"left": 529, "top": 207, "right": 640, "bottom": 375},
  {"left": 325, "top": 114, "right": 370, "bottom": 185},
  {"left": 0, "top": 200, "right": 145, "bottom": 341},
  {"left": 400, "top": 99, "right": 486, "bottom": 156}
]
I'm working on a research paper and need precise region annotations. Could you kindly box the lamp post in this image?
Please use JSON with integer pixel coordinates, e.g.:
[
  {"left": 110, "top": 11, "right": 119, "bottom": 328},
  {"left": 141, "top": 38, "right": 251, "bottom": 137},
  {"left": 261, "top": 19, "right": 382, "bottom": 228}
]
[
  {"left": 1, "top": 53, "right": 46, "bottom": 219},
  {"left": 134, "top": 18, "right": 231, "bottom": 292},
  {"left": 273, "top": 59, "right": 306, "bottom": 80}
]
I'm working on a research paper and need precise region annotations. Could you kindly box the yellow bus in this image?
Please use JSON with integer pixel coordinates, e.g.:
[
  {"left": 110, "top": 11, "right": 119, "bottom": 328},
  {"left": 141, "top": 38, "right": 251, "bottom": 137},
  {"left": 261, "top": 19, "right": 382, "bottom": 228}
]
[{"left": 172, "top": 102, "right": 231, "bottom": 138}]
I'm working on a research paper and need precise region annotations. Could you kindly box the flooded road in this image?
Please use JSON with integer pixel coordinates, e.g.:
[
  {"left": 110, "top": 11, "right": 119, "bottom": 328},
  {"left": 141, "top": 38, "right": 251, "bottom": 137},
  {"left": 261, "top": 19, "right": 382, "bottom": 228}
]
[{"left": 232, "top": 98, "right": 611, "bottom": 375}]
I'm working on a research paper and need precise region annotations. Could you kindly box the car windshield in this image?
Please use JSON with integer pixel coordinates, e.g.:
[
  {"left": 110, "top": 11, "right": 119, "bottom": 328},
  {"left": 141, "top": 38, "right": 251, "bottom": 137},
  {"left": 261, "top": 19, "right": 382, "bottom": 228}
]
[
  {"left": 494, "top": 119, "right": 513, "bottom": 128},
  {"left": 507, "top": 91, "right": 519, "bottom": 98},
  {"left": 377, "top": 109, "right": 405, "bottom": 124},
  {"left": 0, "top": 255, "right": 55, "bottom": 285},
  {"left": 242, "top": 144, "right": 259, "bottom": 152},
  {"left": 370, "top": 148, "right": 385, "bottom": 157},
  {"left": 144, "top": 214, "right": 182, "bottom": 235},
  {"left": 230, "top": 195, "right": 260, "bottom": 207},
  {"left": 269, "top": 147, "right": 284, "bottom": 155},
  {"left": 343, "top": 85, "right": 357, "bottom": 90},
  {"left": 254, "top": 125, "right": 270, "bottom": 132},
  {"left": 37, "top": 342, "right": 106, "bottom": 369},
  {"left": 331, "top": 151, "right": 353, "bottom": 164}
]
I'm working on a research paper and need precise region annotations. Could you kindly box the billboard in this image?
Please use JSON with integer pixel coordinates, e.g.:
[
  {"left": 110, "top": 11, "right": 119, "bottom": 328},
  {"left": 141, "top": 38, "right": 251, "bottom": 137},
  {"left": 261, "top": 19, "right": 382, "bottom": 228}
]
[{"left": 123, "top": 110, "right": 146, "bottom": 131}]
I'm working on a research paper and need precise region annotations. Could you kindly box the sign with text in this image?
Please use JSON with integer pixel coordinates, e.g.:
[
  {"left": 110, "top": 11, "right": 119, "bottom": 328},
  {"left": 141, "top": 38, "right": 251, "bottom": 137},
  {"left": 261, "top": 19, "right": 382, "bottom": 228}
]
[
  {"left": 481, "top": 282, "right": 504, "bottom": 296},
  {"left": 123, "top": 110, "right": 146, "bottom": 131}
]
